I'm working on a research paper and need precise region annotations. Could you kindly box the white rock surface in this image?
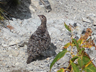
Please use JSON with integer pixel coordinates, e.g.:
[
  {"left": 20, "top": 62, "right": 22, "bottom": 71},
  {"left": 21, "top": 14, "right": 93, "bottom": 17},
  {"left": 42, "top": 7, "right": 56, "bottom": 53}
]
[{"left": 0, "top": 0, "right": 96, "bottom": 72}]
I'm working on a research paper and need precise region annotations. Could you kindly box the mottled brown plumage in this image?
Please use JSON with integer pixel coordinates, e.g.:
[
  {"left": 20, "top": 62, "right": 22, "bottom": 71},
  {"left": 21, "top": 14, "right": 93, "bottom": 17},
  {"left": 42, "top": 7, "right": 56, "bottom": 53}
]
[{"left": 27, "top": 15, "right": 51, "bottom": 64}]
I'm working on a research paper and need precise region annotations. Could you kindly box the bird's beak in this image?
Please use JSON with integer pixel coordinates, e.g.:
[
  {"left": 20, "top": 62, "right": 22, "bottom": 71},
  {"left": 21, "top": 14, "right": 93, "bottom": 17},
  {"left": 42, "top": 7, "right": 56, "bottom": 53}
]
[{"left": 38, "top": 15, "right": 40, "bottom": 17}]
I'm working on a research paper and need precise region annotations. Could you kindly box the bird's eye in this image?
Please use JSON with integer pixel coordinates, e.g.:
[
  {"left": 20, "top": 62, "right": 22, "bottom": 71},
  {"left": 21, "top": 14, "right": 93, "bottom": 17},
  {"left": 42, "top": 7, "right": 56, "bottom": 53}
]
[{"left": 42, "top": 16, "right": 43, "bottom": 18}]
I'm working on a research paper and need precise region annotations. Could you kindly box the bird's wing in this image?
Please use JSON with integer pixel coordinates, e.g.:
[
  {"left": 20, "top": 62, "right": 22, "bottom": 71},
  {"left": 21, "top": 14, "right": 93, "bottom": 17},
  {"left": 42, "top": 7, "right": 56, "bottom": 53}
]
[
  {"left": 45, "top": 29, "right": 51, "bottom": 45},
  {"left": 27, "top": 28, "right": 51, "bottom": 53},
  {"left": 27, "top": 33, "right": 38, "bottom": 53},
  {"left": 39, "top": 29, "right": 51, "bottom": 50}
]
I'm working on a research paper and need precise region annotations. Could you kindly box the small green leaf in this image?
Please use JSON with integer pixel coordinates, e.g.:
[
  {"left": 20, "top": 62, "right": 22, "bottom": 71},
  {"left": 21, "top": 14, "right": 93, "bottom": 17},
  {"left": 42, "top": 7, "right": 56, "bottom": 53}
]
[
  {"left": 64, "top": 23, "right": 71, "bottom": 32},
  {"left": 0, "top": 16, "right": 4, "bottom": 20},
  {"left": 57, "top": 68, "right": 65, "bottom": 72},
  {"left": 78, "top": 48, "right": 85, "bottom": 55},
  {"left": 70, "top": 60, "right": 80, "bottom": 72},
  {"left": 71, "top": 56, "right": 79, "bottom": 62},
  {"left": 83, "top": 56, "right": 96, "bottom": 72},
  {"left": 78, "top": 57, "right": 84, "bottom": 68},
  {"left": 83, "top": 56, "right": 90, "bottom": 64},
  {"left": 72, "top": 39, "right": 80, "bottom": 51},
  {"left": 78, "top": 39, "right": 82, "bottom": 45},
  {"left": 63, "top": 43, "right": 70, "bottom": 49},
  {"left": 50, "top": 49, "right": 67, "bottom": 70}
]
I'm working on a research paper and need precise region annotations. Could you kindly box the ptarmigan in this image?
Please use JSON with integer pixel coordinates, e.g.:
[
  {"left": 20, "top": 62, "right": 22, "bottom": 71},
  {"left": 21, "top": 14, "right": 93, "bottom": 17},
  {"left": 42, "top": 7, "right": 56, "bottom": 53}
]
[{"left": 27, "top": 15, "right": 51, "bottom": 64}]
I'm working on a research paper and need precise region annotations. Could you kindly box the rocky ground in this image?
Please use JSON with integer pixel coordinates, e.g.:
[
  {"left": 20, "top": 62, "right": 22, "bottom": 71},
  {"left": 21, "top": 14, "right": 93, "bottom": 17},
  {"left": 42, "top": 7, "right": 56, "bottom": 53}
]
[{"left": 0, "top": 0, "right": 96, "bottom": 72}]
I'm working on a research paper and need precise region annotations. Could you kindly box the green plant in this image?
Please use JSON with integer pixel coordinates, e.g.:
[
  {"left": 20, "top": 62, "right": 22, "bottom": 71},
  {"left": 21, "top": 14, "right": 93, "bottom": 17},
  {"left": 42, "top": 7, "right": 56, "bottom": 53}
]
[
  {"left": 50, "top": 23, "right": 96, "bottom": 72},
  {"left": 0, "top": 3, "right": 4, "bottom": 20}
]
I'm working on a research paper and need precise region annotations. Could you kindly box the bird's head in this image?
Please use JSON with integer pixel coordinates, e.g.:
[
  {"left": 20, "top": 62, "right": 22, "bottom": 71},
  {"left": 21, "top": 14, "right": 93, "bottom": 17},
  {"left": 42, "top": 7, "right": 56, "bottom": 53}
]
[{"left": 38, "top": 15, "right": 47, "bottom": 23}]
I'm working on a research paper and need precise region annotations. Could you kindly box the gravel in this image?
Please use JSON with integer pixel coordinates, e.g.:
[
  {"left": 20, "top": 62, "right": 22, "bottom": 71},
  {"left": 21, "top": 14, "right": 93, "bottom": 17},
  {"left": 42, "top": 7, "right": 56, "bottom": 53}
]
[{"left": 0, "top": 0, "right": 96, "bottom": 72}]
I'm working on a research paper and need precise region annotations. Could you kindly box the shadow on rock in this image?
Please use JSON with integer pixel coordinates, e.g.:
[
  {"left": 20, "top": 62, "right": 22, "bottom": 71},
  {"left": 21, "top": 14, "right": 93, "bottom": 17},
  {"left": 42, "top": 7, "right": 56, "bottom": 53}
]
[
  {"left": 0, "top": 0, "right": 31, "bottom": 20},
  {"left": 35, "top": 43, "right": 57, "bottom": 60}
]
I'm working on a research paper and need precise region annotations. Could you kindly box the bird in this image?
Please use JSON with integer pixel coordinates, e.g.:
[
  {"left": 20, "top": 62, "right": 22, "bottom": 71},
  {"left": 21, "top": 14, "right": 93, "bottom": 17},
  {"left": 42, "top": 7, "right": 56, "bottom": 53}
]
[{"left": 26, "top": 15, "right": 51, "bottom": 64}]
